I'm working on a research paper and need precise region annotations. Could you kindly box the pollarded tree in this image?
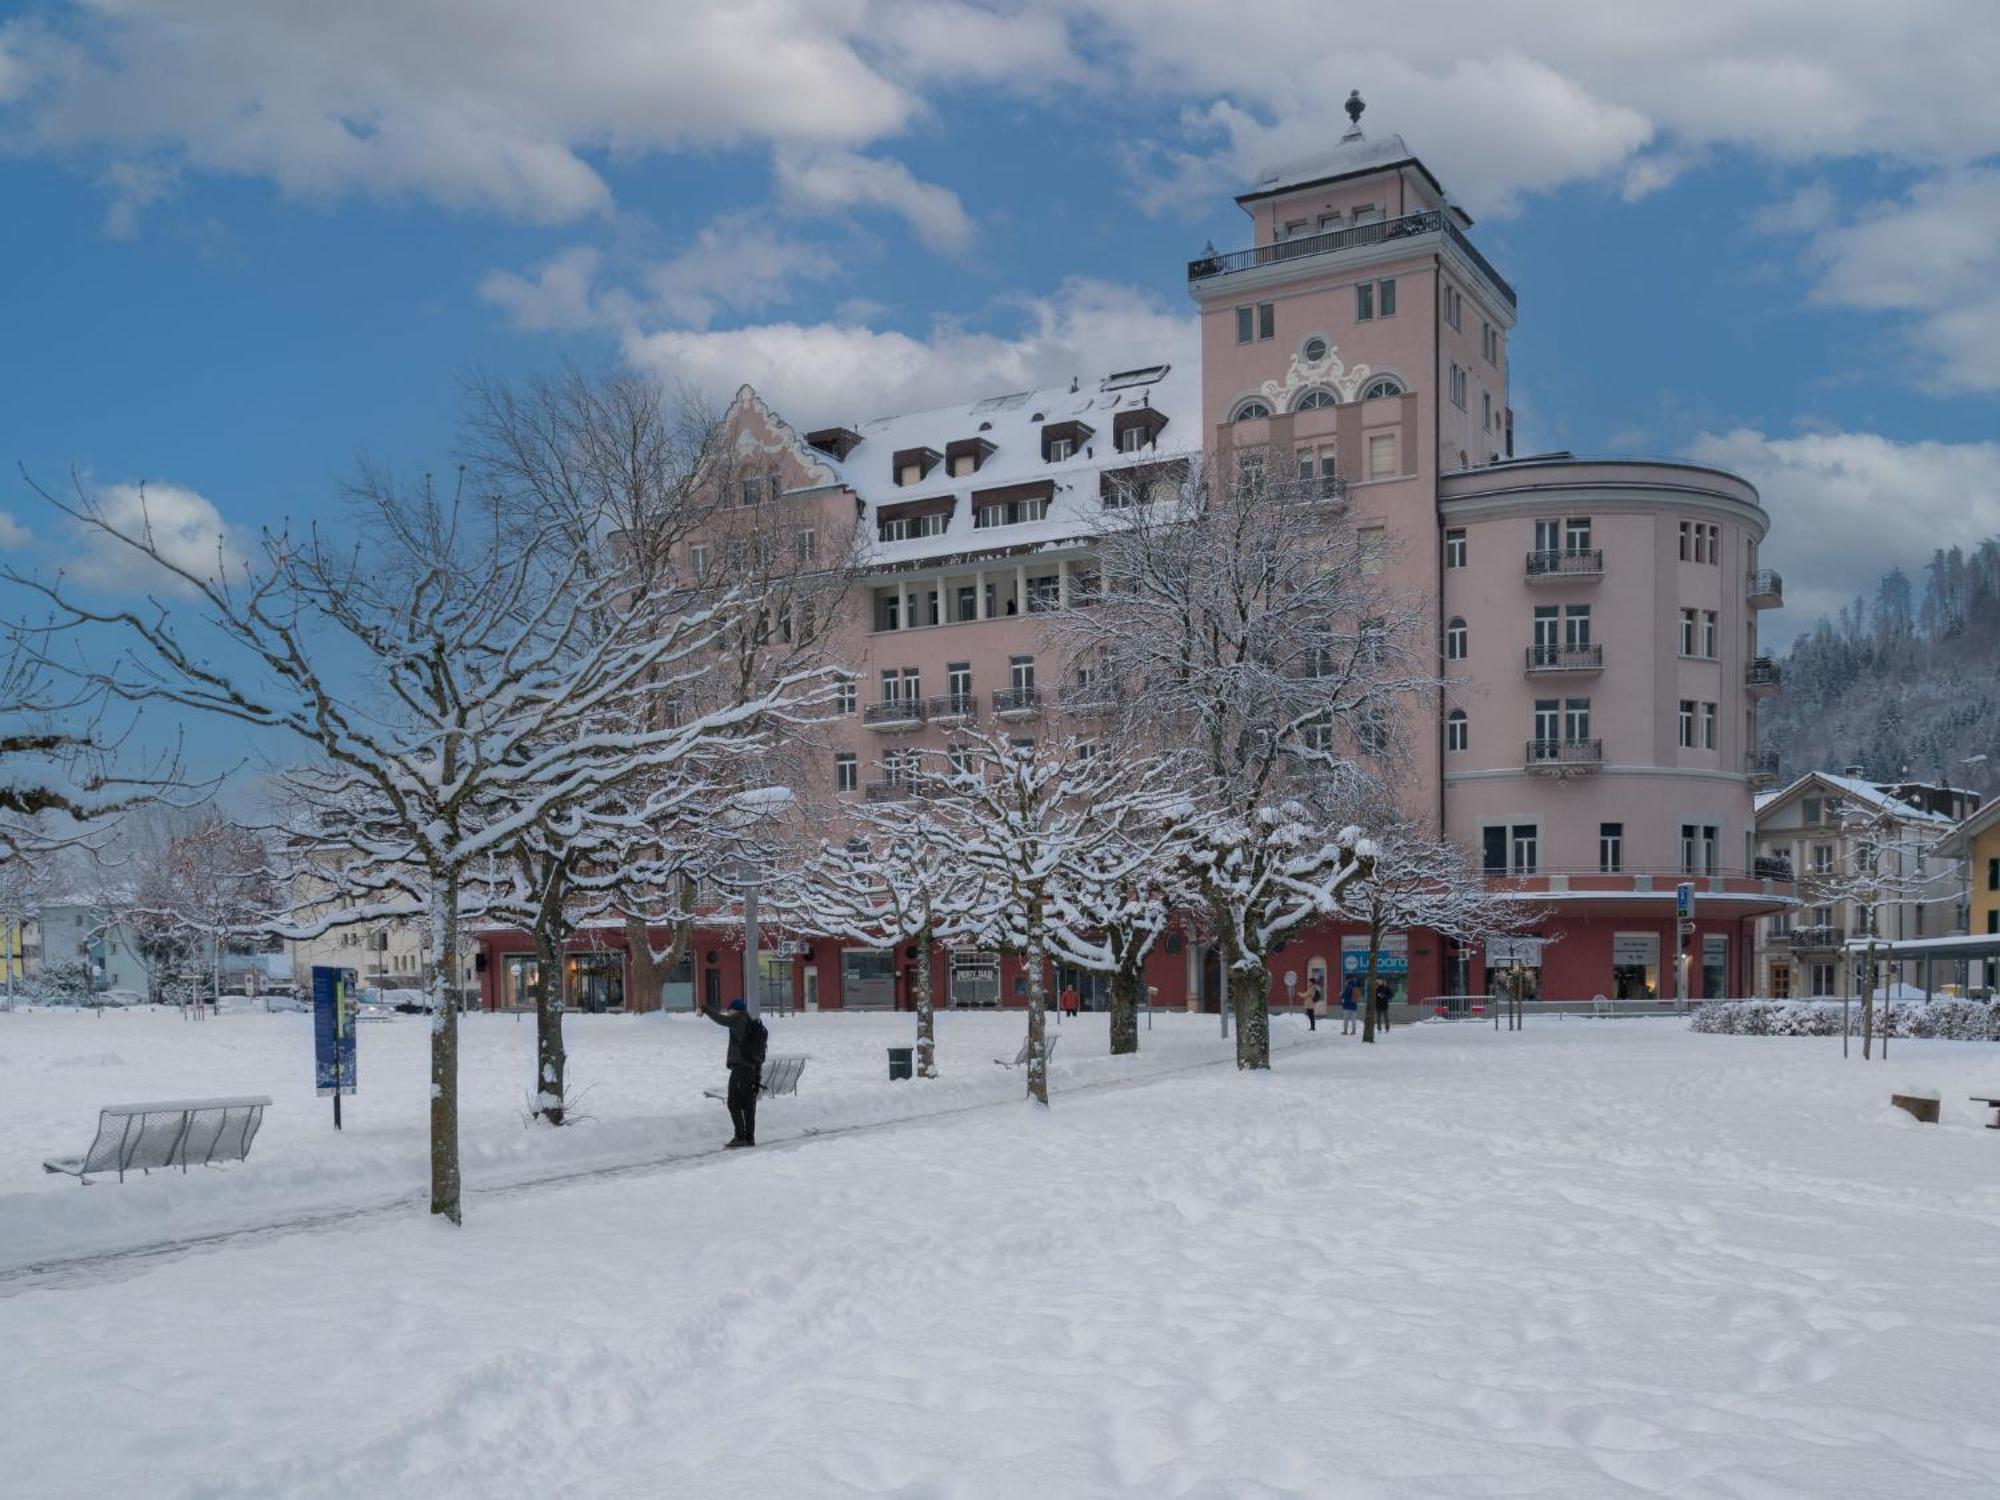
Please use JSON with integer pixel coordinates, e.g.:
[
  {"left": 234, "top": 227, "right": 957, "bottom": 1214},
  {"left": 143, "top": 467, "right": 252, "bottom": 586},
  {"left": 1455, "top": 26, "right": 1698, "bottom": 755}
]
[
  {"left": 920, "top": 729, "right": 1185, "bottom": 1104},
  {"left": 1183, "top": 802, "right": 1376, "bottom": 1060},
  {"left": 11, "top": 481, "right": 828, "bottom": 1224},
  {"left": 1053, "top": 447, "right": 1436, "bottom": 1068},
  {"left": 779, "top": 811, "right": 990, "bottom": 1079},
  {"left": 1046, "top": 829, "right": 1195, "bottom": 1057},
  {"left": 1336, "top": 820, "right": 1539, "bottom": 1043}
]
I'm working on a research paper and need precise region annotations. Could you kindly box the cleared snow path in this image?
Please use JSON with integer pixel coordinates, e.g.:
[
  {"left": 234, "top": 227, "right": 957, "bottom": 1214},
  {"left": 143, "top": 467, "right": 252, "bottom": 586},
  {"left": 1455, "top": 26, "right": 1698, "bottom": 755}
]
[{"left": 6, "top": 1023, "right": 2000, "bottom": 1497}]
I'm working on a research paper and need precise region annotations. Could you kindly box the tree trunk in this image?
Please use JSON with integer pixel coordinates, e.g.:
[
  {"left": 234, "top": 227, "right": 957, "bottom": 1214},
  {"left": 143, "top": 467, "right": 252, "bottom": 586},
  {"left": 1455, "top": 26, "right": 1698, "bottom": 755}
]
[
  {"left": 1862, "top": 939, "right": 1879, "bottom": 1061},
  {"left": 1230, "top": 959, "right": 1271, "bottom": 1069},
  {"left": 1109, "top": 962, "right": 1141, "bottom": 1056},
  {"left": 429, "top": 873, "right": 463, "bottom": 1225},
  {"left": 1025, "top": 918, "right": 1050, "bottom": 1105},
  {"left": 624, "top": 913, "right": 660, "bottom": 1013},
  {"left": 533, "top": 916, "right": 568, "bottom": 1126},
  {"left": 914, "top": 924, "right": 938, "bottom": 1078},
  {"left": 1361, "top": 914, "right": 1383, "bottom": 1044}
]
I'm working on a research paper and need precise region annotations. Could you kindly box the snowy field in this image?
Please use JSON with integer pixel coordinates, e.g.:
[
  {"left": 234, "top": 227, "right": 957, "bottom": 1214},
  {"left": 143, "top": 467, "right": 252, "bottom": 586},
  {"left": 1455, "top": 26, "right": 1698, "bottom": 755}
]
[{"left": 5, "top": 1013, "right": 2000, "bottom": 1497}]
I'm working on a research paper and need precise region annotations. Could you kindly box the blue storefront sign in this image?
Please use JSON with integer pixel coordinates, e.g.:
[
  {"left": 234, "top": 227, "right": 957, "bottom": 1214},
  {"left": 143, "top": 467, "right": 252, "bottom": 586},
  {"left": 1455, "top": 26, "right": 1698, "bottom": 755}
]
[
  {"left": 1340, "top": 950, "right": 1410, "bottom": 976},
  {"left": 313, "top": 965, "right": 358, "bottom": 1104}
]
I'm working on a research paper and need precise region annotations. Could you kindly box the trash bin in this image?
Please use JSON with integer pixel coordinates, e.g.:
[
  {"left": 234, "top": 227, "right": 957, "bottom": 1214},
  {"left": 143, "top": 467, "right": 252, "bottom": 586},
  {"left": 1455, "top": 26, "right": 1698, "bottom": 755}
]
[{"left": 887, "top": 1046, "right": 914, "bottom": 1081}]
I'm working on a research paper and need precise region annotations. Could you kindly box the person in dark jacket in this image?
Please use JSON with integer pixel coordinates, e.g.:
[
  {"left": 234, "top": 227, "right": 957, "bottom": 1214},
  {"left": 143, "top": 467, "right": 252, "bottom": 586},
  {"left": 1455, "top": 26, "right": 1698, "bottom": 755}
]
[
  {"left": 702, "top": 997, "right": 765, "bottom": 1147},
  {"left": 1373, "top": 980, "right": 1392, "bottom": 1031}
]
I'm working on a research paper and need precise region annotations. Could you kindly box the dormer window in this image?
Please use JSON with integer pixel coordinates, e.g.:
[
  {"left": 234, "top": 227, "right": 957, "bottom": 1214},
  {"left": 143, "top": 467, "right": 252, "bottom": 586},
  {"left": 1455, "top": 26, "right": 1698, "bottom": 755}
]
[
  {"left": 892, "top": 446, "right": 941, "bottom": 487},
  {"left": 1111, "top": 407, "right": 1168, "bottom": 454},
  {"left": 1040, "top": 420, "right": 1093, "bottom": 463},
  {"left": 805, "top": 427, "right": 863, "bottom": 461},
  {"left": 945, "top": 436, "right": 995, "bottom": 478}
]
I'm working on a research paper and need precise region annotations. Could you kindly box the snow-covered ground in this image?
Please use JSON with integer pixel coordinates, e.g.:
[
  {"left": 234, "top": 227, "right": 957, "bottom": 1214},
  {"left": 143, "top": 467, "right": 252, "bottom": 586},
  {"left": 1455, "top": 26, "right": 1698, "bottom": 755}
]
[{"left": 5, "top": 1012, "right": 2000, "bottom": 1497}]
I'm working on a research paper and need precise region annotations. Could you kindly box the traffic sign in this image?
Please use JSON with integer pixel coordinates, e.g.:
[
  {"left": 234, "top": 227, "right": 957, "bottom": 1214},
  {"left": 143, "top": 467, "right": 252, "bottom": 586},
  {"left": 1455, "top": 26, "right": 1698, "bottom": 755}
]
[{"left": 1675, "top": 881, "right": 1696, "bottom": 919}]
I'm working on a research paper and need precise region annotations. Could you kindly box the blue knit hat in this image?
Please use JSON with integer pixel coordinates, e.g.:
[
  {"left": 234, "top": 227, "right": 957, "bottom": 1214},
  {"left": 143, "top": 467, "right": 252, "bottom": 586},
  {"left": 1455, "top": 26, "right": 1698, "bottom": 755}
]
[{"left": 727, "top": 997, "right": 747, "bottom": 1012}]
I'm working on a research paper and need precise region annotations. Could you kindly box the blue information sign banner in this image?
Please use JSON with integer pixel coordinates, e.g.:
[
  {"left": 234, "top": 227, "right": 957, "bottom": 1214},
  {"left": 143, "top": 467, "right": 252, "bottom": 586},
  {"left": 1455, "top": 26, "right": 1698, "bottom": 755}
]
[
  {"left": 1340, "top": 950, "right": 1410, "bottom": 976},
  {"left": 313, "top": 965, "right": 358, "bottom": 1096}
]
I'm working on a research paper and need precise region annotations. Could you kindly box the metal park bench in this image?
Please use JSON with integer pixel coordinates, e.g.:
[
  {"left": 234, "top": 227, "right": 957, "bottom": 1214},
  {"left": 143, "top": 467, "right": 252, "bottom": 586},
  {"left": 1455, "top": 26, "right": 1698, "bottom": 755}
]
[
  {"left": 704, "top": 1055, "right": 808, "bottom": 1102},
  {"left": 42, "top": 1096, "right": 274, "bottom": 1184},
  {"left": 995, "top": 1033, "right": 1059, "bottom": 1069},
  {"left": 1972, "top": 1095, "right": 2000, "bottom": 1131}
]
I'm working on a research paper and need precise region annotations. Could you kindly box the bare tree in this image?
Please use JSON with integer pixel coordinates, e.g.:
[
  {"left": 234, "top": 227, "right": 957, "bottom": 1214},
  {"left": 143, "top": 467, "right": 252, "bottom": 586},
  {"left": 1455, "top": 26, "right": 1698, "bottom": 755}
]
[
  {"left": 1800, "top": 803, "right": 1958, "bottom": 1059},
  {"left": 777, "top": 811, "right": 991, "bottom": 1079},
  {"left": 11, "top": 476, "right": 828, "bottom": 1223},
  {"left": 1053, "top": 448, "right": 1434, "bottom": 1067},
  {"left": 1047, "top": 828, "right": 1195, "bottom": 1057},
  {"left": 1337, "top": 820, "right": 1540, "bottom": 1043}
]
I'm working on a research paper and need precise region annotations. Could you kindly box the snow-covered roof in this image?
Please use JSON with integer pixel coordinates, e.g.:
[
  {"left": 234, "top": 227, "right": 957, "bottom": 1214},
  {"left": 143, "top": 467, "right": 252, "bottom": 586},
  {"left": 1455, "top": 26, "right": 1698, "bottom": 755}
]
[
  {"left": 806, "top": 363, "right": 1199, "bottom": 571},
  {"left": 1762, "top": 771, "right": 1957, "bottom": 828},
  {"left": 1244, "top": 132, "right": 1421, "bottom": 201}
]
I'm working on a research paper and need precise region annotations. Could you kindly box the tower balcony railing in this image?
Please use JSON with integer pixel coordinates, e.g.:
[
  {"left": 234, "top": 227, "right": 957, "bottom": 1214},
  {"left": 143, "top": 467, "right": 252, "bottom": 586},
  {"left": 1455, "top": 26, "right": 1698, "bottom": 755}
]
[
  {"left": 1746, "top": 570, "right": 1784, "bottom": 608},
  {"left": 1525, "top": 548, "right": 1604, "bottom": 581},
  {"left": 1745, "top": 657, "right": 1781, "bottom": 694},
  {"left": 1524, "top": 643, "right": 1603, "bottom": 674},
  {"left": 1747, "top": 748, "right": 1781, "bottom": 787},
  {"left": 1525, "top": 737, "right": 1602, "bottom": 772},
  {"left": 1770, "top": 924, "right": 1845, "bottom": 951},
  {"left": 1058, "top": 681, "right": 1120, "bottom": 716},
  {"left": 1188, "top": 211, "right": 1517, "bottom": 308},
  {"left": 863, "top": 697, "right": 926, "bottom": 732}
]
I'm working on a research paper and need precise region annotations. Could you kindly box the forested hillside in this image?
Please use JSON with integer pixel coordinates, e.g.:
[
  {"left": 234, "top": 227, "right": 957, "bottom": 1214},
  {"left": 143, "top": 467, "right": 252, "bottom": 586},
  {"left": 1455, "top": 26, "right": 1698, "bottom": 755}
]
[{"left": 1763, "top": 540, "right": 2000, "bottom": 791}]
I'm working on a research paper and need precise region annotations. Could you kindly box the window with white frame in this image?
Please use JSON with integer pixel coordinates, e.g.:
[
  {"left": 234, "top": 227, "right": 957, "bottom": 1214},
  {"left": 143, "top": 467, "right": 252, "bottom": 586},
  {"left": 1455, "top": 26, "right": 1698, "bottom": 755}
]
[
  {"left": 1679, "top": 608, "right": 1698, "bottom": 656},
  {"left": 1444, "top": 528, "right": 1466, "bottom": 568},
  {"left": 1367, "top": 432, "right": 1396, "bottom": 478},
  {"left": 835, "top": 754, "right": 857, "bottom": 793},
  {"left": 794, "top": 528, "right": 817, "bottom": 564},
  {"left": 835, "top": 673, "right": 856, "bottom": 714},
  {"left": 1700, "top": 701, "right": 1718, "bottom": 749},
  {"left": 1446, "top": 708, "right": 1468, "bottom": 752},
  {"left": 1678, "top": 699, "right": 1696, "bottom": 748},
  {"left": 1701, "top": 610, "right": 1718, "bottom": 658},
  {"left": 1445, "top": 616, "right": 1467, "bottom": 661},
  {"left": 688, "top": 543, "right": 710, "bottom": 581}
]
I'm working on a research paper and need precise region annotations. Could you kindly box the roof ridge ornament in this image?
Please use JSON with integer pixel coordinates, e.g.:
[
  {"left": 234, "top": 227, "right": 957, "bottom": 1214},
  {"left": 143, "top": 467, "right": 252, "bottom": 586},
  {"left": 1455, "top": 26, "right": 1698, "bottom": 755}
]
[{"left": 1342, "top": 89, "right": 1366, "bottom": 142}]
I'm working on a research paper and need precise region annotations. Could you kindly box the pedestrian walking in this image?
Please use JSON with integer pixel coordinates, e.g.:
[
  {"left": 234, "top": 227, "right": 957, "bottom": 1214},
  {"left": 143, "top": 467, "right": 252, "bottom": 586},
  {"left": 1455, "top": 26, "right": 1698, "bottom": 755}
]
[
  {"left": 701, "top": 996, "right": 768, "bottom": 1148},
  {"left": 1340, "top": 976, "right": 1359, "bottom": 1035},
  {"left": 1059, "top": 982, "right": 1080, "bottom": 1021},
  {"left": 1304, "top": 976, "right": 1324, "bottom": 1031},
  {"left": 1373, "top": 979, "right": 1392, "bottom": 1032}
]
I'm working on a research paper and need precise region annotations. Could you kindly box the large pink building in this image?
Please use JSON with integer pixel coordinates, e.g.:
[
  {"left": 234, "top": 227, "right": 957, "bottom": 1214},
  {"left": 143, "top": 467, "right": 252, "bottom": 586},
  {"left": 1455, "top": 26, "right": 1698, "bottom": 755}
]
[{"left": 476, "top": 104, "right": 1794, "bottom": 1014}]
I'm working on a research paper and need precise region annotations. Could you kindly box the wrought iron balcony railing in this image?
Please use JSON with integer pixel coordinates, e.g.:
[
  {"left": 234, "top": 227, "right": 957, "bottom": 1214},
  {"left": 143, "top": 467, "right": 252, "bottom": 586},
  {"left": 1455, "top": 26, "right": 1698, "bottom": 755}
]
[
  {"left": 1524, "top": 643, "right": 1603, "bottom": 673},
  {"left": 927, "top": 693, "right": 979, "bottom": 723},
  {"left": 1525, "top": 548, "right": 1604, "bottom": 580},
  {"left": 1746, "top": 570, "right": 1784, "bottom": 607},
  {"left": 1746, "top": 656, "right": 1781, "bottom": 691},
  {"left": 991, "top": 686, "right": 1042, "bottom": 718},
  {"left": 1525, "top": 737, "right": 1602, "bottom": 770},
  {"left": 863, "top": 698, "right": 926, "bottom": 729}
]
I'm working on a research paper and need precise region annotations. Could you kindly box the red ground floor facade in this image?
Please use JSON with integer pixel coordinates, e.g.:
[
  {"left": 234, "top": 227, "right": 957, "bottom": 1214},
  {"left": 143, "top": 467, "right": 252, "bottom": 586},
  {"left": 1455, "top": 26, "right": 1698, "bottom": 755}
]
[{"left": 472, "top": 885, "right": 1786, "bottom": 1014}]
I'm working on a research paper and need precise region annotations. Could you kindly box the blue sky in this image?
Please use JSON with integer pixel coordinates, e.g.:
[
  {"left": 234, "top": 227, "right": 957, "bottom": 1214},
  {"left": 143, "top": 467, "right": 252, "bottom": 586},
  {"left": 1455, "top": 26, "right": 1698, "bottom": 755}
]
[{"left": 3, "top": 1, "right": 1998, "bottom": 652}]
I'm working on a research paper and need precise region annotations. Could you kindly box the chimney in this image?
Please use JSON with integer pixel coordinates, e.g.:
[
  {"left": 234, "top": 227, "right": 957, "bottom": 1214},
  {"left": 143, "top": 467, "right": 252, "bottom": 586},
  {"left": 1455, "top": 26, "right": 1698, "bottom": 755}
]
[{"left": 1842, "top": 764, "right": 1866, "bottom": 779}]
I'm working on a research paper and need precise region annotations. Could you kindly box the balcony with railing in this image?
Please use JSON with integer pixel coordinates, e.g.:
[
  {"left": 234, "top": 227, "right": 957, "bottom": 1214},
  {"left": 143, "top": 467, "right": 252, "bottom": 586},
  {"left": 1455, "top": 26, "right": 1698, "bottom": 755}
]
[
  {"left": 1524, "top": 643, "right": 1603, "bottom": 675},
  {"left": 1187, "top": 210, "right": 1517, "bottom": 308},
  {"left": 1525, "top": 738, "right": 1602, "bottom": 772},
  {"left": 992, "top": 686, "right": 1042, "bottom": 720},
  {"left": 1754, "top": 855, "right": 1794, "bottom": 882},
  {"left": 1746, "top": 656, "right": 1781, "bottom": 695},
  {"left": 863, "top": 697, "right": 926, "bottom": 732},
  {"left": 1525, "top": 548, "right": 1604, "bottom": 582},
  {"left": 1059, "top": 680, "right": 1120, "bottom": 716},
  {"left": 1746, "top": 570, "right": 1784, "bottom": 608},
  {"left": 864, "top": 778, "right": 913, "bottom": 803},
  {"left": 1771, "top": 924, "right": 1845, "bottom": 951},
  {"left": 1747, "top": 747, "right": 1781, "bottom": 787},
  {"left": 927, "top": 692, "right": 979, "bottom": 726}
]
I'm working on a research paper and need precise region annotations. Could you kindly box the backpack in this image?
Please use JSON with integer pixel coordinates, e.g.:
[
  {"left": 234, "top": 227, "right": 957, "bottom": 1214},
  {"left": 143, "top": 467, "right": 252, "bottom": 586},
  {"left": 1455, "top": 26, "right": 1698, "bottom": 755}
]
[{"left": 742, "top": 1016, "right": 770, "bottom": 1069}]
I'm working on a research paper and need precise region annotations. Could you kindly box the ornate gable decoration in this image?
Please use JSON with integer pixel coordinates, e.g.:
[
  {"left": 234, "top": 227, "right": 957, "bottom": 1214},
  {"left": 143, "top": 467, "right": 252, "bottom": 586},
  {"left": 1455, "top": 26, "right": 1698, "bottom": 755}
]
[
  {"left": 1258, "top": 346, "right": 1374, "bottom": 411},
  {"left": 724, "top": 383, "right": 840, "bottom": 488}
]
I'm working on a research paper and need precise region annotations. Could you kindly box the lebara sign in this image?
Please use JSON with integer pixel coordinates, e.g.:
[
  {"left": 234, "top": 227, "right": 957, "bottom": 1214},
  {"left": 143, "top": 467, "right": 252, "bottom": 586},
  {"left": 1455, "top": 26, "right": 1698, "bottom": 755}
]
[{"left": 312, "top": 965, "right": 358, "bottom": 1109}]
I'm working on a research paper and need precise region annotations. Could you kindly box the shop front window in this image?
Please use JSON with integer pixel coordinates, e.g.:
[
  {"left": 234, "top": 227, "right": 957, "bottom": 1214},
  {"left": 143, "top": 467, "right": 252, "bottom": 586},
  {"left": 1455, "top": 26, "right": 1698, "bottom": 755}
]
[
  {"left": 1610, "top": 932, "right": 1659, "bottom": 1001},
  {"left": 503, "top": 954, "right": 542, "bottom": 1011},
  {"left": 568, "top": 952, "right": 626, "bottom": 1013},
  {"left": 1340, "top": 933, "right": 1409, "bottom": 1006}
]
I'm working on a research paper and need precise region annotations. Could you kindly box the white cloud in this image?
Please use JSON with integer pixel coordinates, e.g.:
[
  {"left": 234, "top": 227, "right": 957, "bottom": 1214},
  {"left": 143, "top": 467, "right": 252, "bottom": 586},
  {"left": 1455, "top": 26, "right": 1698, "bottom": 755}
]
[
  {"left": 1685, "top": 427, "right": 2000, "bottom": 637},
  {"left": 481, "top": 217, "right": 842, "bottom": 334},
  {"left": 1786, "top": 170, "right": 2000, "bottom": 393},
  {"left": 0, "top": 511, "right": 31, "bottom": 549},
  {"left": 65, "top": 483, "right": 249, "bottom": 595},
  {"left": 774, "top": 148, "right": 975, "bottom": 253},
  {"left": 621, "top": 277, "right": 1198, "bottom": 427},
  {"left": 869, "top": 1, "right": 1082, "bottom": 87},
  {"left": 96, "top": 159, "right": 178, "bottom": 239},
  {"left": 0, "top": 2, "right": 917, "bottom": 223}
]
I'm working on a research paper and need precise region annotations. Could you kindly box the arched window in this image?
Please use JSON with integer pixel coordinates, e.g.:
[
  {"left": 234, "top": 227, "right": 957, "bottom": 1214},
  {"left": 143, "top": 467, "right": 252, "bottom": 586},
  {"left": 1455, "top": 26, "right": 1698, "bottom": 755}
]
[
  {"left": 1446, "top": 709, "right": 1468, "bottom": 752},
  {"left": 1230, "top": 398, "right": 1273, "bottom": 422},
  {"left": 1291, "top": 387, "right": 1337, "bottom": 412},
  {"left": 1359, "top": 376, "right": 1404, "bottom": 400},
  {"left": 1445, "top": 617, "right": 1468, "bottom": 661}
]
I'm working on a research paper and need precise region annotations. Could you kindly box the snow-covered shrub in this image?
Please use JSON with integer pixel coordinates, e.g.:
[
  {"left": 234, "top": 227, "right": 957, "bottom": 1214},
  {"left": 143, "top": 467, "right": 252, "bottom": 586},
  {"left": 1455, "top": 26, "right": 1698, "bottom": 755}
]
[{"left": 1692, "top": 999, "right": 2000, "bottom": 1041}]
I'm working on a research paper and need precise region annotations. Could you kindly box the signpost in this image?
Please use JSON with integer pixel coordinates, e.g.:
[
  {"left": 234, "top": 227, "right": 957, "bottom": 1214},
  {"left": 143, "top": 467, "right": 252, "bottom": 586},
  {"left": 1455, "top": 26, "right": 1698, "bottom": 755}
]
[
  {"left": 312, "top": 965, "right": 358, "bottom": 1129},
  {"left": 1674, "top": 882, "right": 1696, "bottom": 1012}
]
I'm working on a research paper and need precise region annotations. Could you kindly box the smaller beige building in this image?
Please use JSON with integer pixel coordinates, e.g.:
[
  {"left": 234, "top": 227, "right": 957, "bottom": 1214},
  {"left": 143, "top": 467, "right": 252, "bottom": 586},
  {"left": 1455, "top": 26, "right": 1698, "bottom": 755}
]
[
  {"left": 1754, "top": 771, "right": 1972, "bottom": 998},
  {"left": 286, "top": 866, "right": 478, "bottom": 1003}
]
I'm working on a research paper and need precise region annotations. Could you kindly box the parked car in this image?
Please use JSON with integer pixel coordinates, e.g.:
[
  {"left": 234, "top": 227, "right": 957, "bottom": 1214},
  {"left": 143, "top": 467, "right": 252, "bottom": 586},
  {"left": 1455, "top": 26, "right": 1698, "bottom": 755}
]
[{"left": 95, "top": 988, "right": 148, "bottom": 1008}]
